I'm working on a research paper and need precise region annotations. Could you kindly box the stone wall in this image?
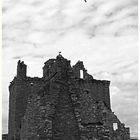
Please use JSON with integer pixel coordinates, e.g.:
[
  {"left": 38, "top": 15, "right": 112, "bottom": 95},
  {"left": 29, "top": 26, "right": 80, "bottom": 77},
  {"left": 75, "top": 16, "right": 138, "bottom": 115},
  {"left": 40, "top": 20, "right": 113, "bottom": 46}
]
[
  {"left": 2, "top": 134, "right": 8, "bottom": 140},
  {"left": 9, "top": 78, "right": 31, "bottom": 140},
  {"left": 8, "top": 73, "right": 45, "bottom": 140},
  {"left": 8, "top": 55, "right": 130, "bottom": 140}
]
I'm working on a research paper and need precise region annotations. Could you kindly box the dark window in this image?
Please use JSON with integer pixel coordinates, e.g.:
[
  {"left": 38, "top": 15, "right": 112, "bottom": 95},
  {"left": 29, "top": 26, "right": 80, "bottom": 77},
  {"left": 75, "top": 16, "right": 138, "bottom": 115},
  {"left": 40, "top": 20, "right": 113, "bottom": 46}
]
[{"left": 19, "top": 123, "right": 21, "bottom": 129}]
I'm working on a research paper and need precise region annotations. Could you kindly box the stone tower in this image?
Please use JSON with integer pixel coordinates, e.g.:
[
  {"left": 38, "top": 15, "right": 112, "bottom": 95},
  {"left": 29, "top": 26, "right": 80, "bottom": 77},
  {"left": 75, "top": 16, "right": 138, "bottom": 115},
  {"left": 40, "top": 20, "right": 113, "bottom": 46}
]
[{"left": 8, "top": 54, "right": 130, "bottom": 140}]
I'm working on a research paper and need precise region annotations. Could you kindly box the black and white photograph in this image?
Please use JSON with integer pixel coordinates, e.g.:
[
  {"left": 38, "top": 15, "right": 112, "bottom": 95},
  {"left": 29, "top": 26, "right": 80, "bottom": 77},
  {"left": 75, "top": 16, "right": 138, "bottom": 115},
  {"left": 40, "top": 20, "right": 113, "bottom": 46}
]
[{"left": 2, "top": 0, "right": 138, "bottom": 140}]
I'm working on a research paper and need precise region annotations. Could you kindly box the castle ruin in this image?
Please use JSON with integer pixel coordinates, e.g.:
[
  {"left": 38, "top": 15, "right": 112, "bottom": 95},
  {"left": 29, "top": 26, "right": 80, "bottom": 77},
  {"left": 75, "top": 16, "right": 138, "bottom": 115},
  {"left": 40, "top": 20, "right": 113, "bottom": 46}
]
[{"left": 8, "top": 54, "right": 130, "bottom": 140}]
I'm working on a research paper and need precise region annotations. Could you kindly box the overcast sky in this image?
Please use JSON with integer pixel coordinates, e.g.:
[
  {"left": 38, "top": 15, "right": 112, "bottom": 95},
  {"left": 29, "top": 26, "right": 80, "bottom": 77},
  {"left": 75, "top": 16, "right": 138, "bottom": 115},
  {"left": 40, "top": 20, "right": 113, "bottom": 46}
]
[{"left": 2, "top": 0, "right": 138, "bottom": 137}]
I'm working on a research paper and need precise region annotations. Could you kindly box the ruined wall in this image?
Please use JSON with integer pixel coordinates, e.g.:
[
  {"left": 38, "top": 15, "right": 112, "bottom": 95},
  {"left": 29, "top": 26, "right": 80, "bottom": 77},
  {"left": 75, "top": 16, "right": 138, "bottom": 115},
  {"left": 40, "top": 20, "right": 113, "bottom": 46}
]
[
  {"left": 8, "top": 80, "right": 16, "bottom": 140},
  {"left": 8, "top": 60, "right": 28, "bottom": 140},
  {"left": 69, "top": 77, "right": 130, "bottom": 140},
  {"left": 8, "top": 77, "right": 46, "bottom": 140},
  {"left": 8, "top": 78, "right": 31, "bottom": 140},
  {"left": 20, "top": 55, "right": 80, "bottom": 140},
  {"left": 8, "top": 55, "right": 130, "bottom": 140},
  {"left": 8, "top": 61, "right": 45, "bottom": 140},
  {"left": 20, "top": 81, "right": 59, "bottom": 140},
  {"left": 72, "top": 62, "right": 111, "bottom": 109},
  {"left": 52, "top": 58, "right": 80, "bottom": 140}
]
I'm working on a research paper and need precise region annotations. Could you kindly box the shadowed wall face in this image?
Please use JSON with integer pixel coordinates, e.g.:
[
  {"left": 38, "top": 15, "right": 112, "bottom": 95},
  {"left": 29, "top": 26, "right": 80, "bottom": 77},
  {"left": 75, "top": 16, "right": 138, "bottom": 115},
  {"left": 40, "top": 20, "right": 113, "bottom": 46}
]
[{"left": 51, "top": 56, "right": 80, "bottom": 140}]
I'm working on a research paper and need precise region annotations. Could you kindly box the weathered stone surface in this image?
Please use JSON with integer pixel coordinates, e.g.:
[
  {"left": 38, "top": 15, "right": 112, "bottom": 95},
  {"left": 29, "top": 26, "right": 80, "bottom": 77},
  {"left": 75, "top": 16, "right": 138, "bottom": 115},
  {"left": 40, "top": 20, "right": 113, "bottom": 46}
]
[{"left": 8, "top": 55, "right": 130, "bottom": 140}]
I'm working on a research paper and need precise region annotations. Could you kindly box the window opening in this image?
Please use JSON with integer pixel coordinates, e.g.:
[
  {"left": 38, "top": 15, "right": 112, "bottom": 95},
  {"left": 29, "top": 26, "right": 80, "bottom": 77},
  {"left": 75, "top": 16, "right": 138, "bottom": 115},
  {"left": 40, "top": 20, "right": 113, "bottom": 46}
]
[
  {"left": 80, "top": 70, "right": 84, "bottom": 79},
  {"left": 113, "top": 123, "right": 118, "bottom": 130}
]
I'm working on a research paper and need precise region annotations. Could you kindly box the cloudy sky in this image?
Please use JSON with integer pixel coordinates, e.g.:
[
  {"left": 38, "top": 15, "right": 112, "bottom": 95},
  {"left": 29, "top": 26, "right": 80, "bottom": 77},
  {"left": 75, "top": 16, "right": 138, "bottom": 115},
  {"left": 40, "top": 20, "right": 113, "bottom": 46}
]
[{"left": 2, "top": 0, "right": 138, "bottom": 137}]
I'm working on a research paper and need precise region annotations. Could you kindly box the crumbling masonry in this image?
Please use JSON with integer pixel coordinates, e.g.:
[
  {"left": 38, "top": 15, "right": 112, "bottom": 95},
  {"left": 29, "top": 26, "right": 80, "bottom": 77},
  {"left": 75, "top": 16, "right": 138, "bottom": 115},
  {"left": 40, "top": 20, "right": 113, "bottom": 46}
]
[{"left": 8, "top": 54, "right": 130, "bottom": 140}]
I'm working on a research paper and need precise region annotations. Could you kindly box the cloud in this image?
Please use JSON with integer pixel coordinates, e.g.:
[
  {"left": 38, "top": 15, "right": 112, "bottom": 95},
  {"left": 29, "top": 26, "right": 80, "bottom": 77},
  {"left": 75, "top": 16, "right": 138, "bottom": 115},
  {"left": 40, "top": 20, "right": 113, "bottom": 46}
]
[
  {"left": 2, "top": 0, "right": 137, "bottom": 137},
  {"left": 3, "top": 0, "right": 137, "bottom": 48}
]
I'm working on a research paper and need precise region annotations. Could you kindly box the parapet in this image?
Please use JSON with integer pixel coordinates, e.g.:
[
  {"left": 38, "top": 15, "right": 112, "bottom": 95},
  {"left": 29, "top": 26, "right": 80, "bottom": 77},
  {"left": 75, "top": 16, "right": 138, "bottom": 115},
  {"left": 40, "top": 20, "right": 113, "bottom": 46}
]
[{"left": 72, "top": 61, "right": 94, "bottom": 80}]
